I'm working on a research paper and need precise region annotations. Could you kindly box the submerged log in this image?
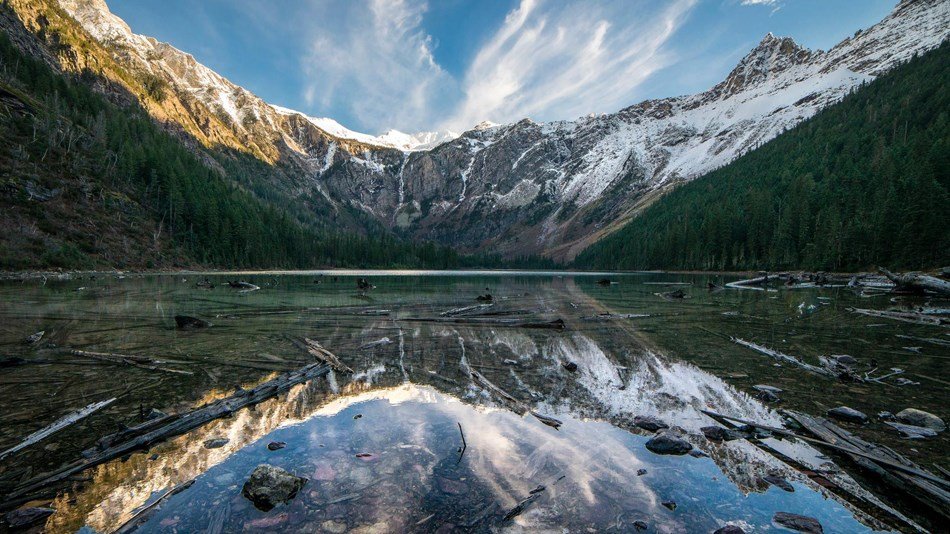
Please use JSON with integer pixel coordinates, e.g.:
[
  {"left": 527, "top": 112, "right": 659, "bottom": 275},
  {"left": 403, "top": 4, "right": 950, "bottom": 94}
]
[
  {"left": 69, "top": 350, "right": 194, "bottom": 375},
  {"left": 784, "top": 410, "right": 950, "bottom": 520},
  {"left": 301, "top": 338, "right": 353, "bottom": 373},
  {"left": 2, "top": 362, "right": 332, "bottom": 507},
  {"left": 0, "top": 398, "right": 115, "bottom": 461},
  {"left": 848, "top": 308, "right": 946, "bottom": 326},
  {"left": 731, "top": 338, "right": 840, "bottom": 379},
  {"left": 879, "top": 268, "right": 950, "bottom": 296},
  {"left": 113, "top": 479, "right": 195, "bottom": 534}
]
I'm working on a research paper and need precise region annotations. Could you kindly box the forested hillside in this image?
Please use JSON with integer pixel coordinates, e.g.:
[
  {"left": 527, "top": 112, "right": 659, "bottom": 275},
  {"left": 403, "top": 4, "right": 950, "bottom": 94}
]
[
  {"left": 575, "top": 41, "right": 949, "bottom": 272},
  {"left": 0, "top": 31, "right": 490, "bottom": 270}
]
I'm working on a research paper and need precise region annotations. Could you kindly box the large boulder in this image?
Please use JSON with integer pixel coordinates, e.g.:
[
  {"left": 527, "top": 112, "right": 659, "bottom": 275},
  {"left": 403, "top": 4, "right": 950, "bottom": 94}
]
[
  {"left": 242, "top": 464, "right": 307, "bottom": 511},
  {"left": 896, "top": 408, "right": 945, "bottom": 432},
  {"left": 645, "top": 431, "right": 692, "bottom": 455},
  {"left": 826, "top": 406, "right": 867, "bottom": 424},
  {"left": 633, "top": 415, "right": 669, "bottom": 432},
  {"left": 773, "top": 512, "right": 823, "bottom": 533}
]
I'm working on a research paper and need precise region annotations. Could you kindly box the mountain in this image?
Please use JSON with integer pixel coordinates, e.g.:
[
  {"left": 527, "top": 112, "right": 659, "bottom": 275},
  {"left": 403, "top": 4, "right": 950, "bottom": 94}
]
[
  {"left": 574, "top": 41, "right": 950, "bottom": 272},
  {"left": 4, "top": 0, "right": 949, "bottom": 264}
]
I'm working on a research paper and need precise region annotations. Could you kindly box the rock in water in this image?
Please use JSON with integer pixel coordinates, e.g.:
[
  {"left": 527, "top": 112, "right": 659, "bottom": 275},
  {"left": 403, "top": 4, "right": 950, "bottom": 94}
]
[
  {"left": 242, "top": 464, "right": 307, "bottom": 511},
  {"left": 4, "top": 507, "right": 55, "bottom": 529},
  {"left": 174, "top": 315, "right": 212, "bottom": 329},
  {"left": 562, "top": 361, "right": 578, "bottom": 372},
  {"left": 826, "top": 406, "right": 867, "bottom": 424},
  {"left": 885, "top": 421, "right": 939, "bottom": 439},
  {"left": 268, "top": 441, "right": 287, "bottom": 451},
  {"left": 634, "top": 415, "right": 669, "bottom": 432},
  {"left": 896, "top": 408, "right": 945, "bottom": 432},
  {"left": 645, "top": 431, "right": 692, "bottom": 455},
  {"left": 714, "top": 526, "right": 746, "bottom": 534},
  {"left": 701, "top": 426, "right": 741, "bottom": 442},
  {"left": 763, "top": 475, "right": 795, "bottom": 492},
  {"left": 203, "top": 438, "right": 229, "bottom": 449},
  {"left": 773, "top": 512, "right": 823, "bottom": 533},
  {"left": 755, "top": 390, "right": 781, "bottom": 403}
]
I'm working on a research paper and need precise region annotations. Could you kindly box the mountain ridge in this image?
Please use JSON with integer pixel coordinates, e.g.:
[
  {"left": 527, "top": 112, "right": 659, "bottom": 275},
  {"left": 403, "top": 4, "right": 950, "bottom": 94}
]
[{"left": 7, "top": 0, "right": 949, "bottom": 262}]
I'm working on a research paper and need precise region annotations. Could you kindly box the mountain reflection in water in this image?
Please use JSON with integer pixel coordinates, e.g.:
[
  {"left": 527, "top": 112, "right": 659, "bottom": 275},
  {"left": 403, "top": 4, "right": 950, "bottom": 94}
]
[{"left": 1, "top": 272, "right": 944, "bottom": 532}]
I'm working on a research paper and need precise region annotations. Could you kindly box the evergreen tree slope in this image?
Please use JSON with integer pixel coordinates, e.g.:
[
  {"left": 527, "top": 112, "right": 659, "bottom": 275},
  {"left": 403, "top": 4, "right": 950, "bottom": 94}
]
[
  {"left": 575, "top": 42, "right": 950, "bottom": 272},
  {"left": 0, "top": 31, "right": 474, "bottom": 270}
]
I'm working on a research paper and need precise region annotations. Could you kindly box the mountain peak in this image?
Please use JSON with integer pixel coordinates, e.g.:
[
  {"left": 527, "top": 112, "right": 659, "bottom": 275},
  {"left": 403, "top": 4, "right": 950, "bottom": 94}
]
[{"left": 712, "top": 33, "right": 812, "bottom": 98}]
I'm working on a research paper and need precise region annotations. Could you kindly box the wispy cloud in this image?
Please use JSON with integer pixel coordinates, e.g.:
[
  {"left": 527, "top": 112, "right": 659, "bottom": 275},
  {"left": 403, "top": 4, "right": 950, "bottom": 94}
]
[
  {"left": 301, "top": 0, "right": 455, "bottom": 133},
  {"left": 296, "top": 0, "right": 696, "bottom": 133},
  {"left": 445, "top": 0, "right": 697, "bottom": 130}
]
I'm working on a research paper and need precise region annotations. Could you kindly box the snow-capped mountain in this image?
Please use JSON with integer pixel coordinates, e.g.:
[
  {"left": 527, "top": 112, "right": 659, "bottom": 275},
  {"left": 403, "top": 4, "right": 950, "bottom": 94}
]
[{"left": 19, "top": 0, "right": 950, "bottom": 260}]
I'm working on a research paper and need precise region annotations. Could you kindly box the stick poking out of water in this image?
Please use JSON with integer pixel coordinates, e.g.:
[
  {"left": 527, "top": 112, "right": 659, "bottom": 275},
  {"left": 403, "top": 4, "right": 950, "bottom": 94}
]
[
  {"left": 456, "top": 422, "right": 467, "bottom": 463},
  {"left": 0, "top": 397, "right": 115, "bottom": 461}
]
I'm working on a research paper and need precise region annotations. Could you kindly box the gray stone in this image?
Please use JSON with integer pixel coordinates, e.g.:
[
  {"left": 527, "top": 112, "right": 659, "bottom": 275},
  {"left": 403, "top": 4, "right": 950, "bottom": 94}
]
[
  {"left": 885, "top": 421, "right": 938, "bottom": 439},
  {"left": 763, "top": 475, "right": 795, "bottom": 492},
  {"left": 714, "top": 526, "right": 746, "bottom": 534},
  {"left": 826, "top": 406, "right": 867, "bottom": 424},
  {"left": 645, "top": 431, "right": 692, "bottom": 455},
  {"left": 773, "top": 512, "right": 823, "bottom": 533},
  {"left": 203, "top": 438, "right": 229, "bottom": 449},
  {"left": 634, "top": 415, "right": 669, "bottom": 432},
  {"left": 753, "top": 384, "right": 783, "bottom": 394},
  {"left": 896, "top": 408, "right": 945, "bottom": 432},
  {"left": 242, "top": 464, "right": 308, "bottom": 511}
]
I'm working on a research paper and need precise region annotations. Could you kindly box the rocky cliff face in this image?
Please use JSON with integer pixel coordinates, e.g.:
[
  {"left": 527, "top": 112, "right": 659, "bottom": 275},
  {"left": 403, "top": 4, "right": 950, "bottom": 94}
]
[{"left": 14, "top": 0, "right": 950, "bottom": 260}]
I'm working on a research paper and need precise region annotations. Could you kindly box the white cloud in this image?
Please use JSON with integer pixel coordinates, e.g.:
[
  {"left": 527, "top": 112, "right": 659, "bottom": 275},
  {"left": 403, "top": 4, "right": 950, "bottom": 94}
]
[
  {"left": 301, "top": 0, "right": 455, "bottom": 133},
  {"left": 444, "top": 0, "right": 697, "bottom": 130},
  {"left": 297, "top": 0, "right": 696, "bottom": 133}
]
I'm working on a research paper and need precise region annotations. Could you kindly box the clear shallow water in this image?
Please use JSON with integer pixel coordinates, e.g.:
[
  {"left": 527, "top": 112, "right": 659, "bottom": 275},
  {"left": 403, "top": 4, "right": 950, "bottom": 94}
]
[{"left": 0, "top": 271, "right": 946, "bottom": 532}]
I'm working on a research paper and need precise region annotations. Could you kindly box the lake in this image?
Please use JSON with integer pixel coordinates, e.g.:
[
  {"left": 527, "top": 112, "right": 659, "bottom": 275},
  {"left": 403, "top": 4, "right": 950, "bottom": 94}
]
[{"left": 0, "top": 271, "right": 946, "bottom": 532}]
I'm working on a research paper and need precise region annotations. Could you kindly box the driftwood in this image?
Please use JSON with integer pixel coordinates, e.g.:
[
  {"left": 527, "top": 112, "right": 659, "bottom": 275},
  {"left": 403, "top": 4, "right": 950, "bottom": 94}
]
[
  {"left": 301, "top": 338, "right": 353, "bottom": 373},
  {"left": 784, "top": 410, "right": 950, "bottom": 520},
  {"left": 702, "top": 410, "right": 949, "bottom": 488},
  {"left": 848, "top": 308, "right": 946, "bottom": 326},
  {"left": 504, "top": 492, "right": 541, "bottom": 520},
  {"left": 470, "top": 371, "right": 562, "bottom": 429},
  {"left": 69, "top": 350, "right": 194, "bottom": 375},
  {"left": 879, "top": 268, "right": 950, "bottom": 296},
  {"left": 440, "top": 303, "right": 494, "bottom": 317},
  {"left": 113, "top": 479, "right": 195, "bottom": 534},
  {"left": 0, "top": 398, "right": 115, "bottom": 461},
  {"left": 731, "top": 338, "right": 838, "bottom": 379},
  {"left": 411, "top": 317, "right": 565, "bottom": 329},
  {"left": 725, "top": 272, "right": 789, "bottom": 290},
  {"left": 1, "top": 362, "right": 332, "bottom": 507}
]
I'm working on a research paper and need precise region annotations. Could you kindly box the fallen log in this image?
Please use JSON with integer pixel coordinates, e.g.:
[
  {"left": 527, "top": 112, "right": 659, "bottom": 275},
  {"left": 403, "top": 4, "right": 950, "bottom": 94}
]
[
  {"left": 69, "top": 350, "right": 194, "bottom": 375},
  {"left": 725, "top": 272, "right": 789, "bottom": 290},
  {"left": 731, "top": 338, "right": 838, "bottom": 379},
  {"left": 301, "top": 338, "right": 353, "bottom": 373},
  {"left": 879, "top": 268, "right": 950, "bottom": 296},
  {"left": 0, "top": 398, "right": 115, "bottom": 461},
  {"left": 784, "top": 410, "right": 950, "bottom": 520},
  {"left": 440, "top": 303, "right": 494, "bottom": 317},
  {"left": 701, "top": 410, "right": 950, "bottom": 488},
  {"left": 848, "top": 308, "right": 946, "bottom": 326},
  {"left": 113, "top": 479, "right": 195, "bottom": 534},
  {"left": 470, "top": 370, "right": 561, "bottom": 429},
  {"left": 407, "top": 317, "right": 565, "bottom": 329},
  {"left": 1, "top": 362, "right": 332, "bottom": 507}
]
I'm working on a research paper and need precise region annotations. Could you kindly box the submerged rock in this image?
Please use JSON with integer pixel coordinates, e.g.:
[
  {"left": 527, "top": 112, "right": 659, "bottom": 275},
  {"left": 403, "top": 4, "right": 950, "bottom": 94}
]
[
  {"left": 714, "top": 526, "right": 746, "bottom": 534},
  {"left": 896, "top": 408, "right": 945, "bottom": 431},
  {"left": 773, "top": 512, "right": 823, "bottom": 533},
  {"left": 645, "top": 431, "right": 692, "bottom": 455},
  {"left": 174, "top": 315, "right": 212, "bottom": 329},
  {"left": 203, "top": 438, "right": 229, "bottom": 449},
  {"left": 268, "top": 441, "right": 287, "bottom": 451},
  {"left": 636, "top": 468, "right": 647, "bottom": 476},
  {"left": 597, "top": 278, "right": 613, "bottom": 286},
  {"left": 4, "top": 507, "right": 55, "bottom": 529},
  {"left": 826, "top": 406, "right": 867, "bottom": 424},
  {"left": 755, "top": 390, "right": 781, "bottom": 403},
  {"left": 885, "top": 421, "right": 938, "bottom": 439},
  {"left": 661, "top": 500, "right": 677, "bottom": 511},
  {"left": 633, "top": 415, "right": 669, "bottom": 432},
  {"left": 701, "top": 426, "right": 742, "bottom": 442},
  {"left": 633, "top": 520, "right": 648, "bottom": 531},
  {"left": 562, "top": 361, "right": 578, "bottom": 372},
  {"left": 242, "top": 464, "right": 307, "bottom": 511},
  {"left": 763, "top": 475, "right": 795, "bottom": 492}
]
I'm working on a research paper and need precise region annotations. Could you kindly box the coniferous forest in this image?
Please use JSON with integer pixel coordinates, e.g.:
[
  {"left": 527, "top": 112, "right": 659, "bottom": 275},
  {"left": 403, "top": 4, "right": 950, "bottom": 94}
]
[
  {"left": 575, "top": 42, "right": 949, "bottom": 272},
  {"left": 0, "top": 32, "right": 534, "bottom": 270}
]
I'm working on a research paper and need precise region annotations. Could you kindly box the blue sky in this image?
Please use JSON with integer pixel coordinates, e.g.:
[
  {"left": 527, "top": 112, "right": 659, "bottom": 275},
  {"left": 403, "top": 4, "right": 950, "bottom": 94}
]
[{"left": 108, "top": 0, "right": 896, "bottom": 134}]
